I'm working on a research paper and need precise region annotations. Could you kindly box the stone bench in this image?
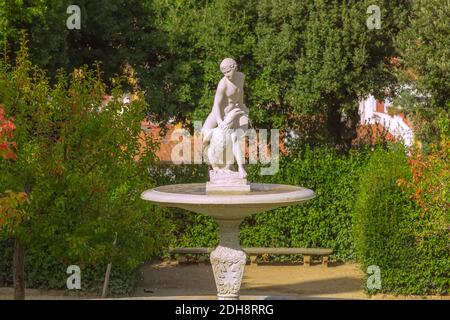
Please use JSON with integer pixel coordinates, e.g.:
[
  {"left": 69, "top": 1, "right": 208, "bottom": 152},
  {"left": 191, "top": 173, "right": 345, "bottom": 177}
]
[{"left": 169, "top": 247, "right": 333, "bottom": 266}]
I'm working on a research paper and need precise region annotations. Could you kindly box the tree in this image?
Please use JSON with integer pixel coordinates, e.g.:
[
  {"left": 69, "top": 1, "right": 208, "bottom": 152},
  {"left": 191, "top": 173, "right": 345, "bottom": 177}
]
[
  {"left": 251, "top": 0, "right": 409, "bottom": 146},
  {"left": 393, "top": 0, "right": 450, "bottom": 149},
  {"left": 0, "top": 0, "right": 174, "bottom": 118},
  {"left": 0, "top": 102, "right": 28, "bottom": 299},
  {"left": 146, "top": 0, "right": 410, "bottom": 147},
  {"left": 1, "top": 1, "right": 411, "bottom": 147},
  {"left": 0, "top": 38, "right": 168, "bottom": 295}
]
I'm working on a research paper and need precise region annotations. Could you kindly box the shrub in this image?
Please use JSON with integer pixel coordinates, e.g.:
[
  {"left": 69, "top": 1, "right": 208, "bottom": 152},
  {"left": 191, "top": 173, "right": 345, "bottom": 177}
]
[
  {"left": 0, "top": 241, "right": 140, "bottom": 295},
  {"left": 167, "top": 145, "right": 371, "bottom": 262},
  {"left": 0, "top": 39, "right": 169, "bottom": 295},
  {"left": 353, "top": 144, "right": 449, "bottom": 295},
  {"left": 398, "top": 120, "right": 450, "bottom": 294},
  {"left": 0, "top": 239, "right": 14, "bottom": 286}
]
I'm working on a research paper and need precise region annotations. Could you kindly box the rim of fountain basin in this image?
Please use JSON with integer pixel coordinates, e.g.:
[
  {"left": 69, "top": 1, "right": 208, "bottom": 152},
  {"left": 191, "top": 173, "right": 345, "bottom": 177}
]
[{"left": 140, "top": 183, "right": 315, "bottom": 206}]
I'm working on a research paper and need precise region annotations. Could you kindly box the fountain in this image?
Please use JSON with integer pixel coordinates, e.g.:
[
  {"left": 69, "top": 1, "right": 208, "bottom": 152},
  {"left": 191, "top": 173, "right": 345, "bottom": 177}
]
[{"left": 141, "top": 58, "right": 315, "bottom": 300}]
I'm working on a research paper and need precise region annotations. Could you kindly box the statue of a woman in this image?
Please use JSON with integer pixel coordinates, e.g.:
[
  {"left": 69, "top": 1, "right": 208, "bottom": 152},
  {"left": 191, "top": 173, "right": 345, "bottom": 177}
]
[{"left": 202, "top": 58, "right": 249, "bottom": 178}]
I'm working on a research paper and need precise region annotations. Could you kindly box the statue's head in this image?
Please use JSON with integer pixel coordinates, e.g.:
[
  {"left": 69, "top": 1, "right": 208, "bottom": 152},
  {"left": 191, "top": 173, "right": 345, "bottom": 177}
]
[{"left": 220, "top": 58, "right": 237, "bottom": 80}]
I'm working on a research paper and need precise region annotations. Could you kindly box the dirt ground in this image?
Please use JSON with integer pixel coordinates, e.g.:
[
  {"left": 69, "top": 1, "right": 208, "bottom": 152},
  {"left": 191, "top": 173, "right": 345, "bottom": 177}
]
[
  {"left": 134, "top": 260, "right": 365, "bottom": 300},
  {"left": 1, "top": 260, "right": 448, "bottom": 300},
  {"left": 134, "top": 260, "right": 448, "bottom": 300}
]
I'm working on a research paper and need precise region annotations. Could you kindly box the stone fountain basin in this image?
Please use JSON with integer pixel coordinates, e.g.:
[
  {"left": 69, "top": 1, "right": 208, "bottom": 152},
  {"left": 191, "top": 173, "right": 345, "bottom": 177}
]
[{"left": 141, "top": 183, "right": 315, "bottom": 220}]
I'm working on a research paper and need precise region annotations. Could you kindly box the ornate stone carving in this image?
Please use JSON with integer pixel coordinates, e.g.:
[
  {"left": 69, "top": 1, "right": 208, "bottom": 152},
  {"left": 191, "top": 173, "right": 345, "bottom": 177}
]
[
  {"left": 209, "top": 219, "right": 247, "bottom": 299},
  {"left": 210, "top": 246, "right": 246, "bottom": 300}
]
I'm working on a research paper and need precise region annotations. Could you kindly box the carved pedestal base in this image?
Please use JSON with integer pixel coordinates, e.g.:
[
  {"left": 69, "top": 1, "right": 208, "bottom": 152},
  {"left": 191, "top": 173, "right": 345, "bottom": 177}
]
[
  {"left": 210, "top": 246, "right": 246, "bottom": 300},
  {"left": 210, "top": 219, "right": 246, "bottom": 300}
]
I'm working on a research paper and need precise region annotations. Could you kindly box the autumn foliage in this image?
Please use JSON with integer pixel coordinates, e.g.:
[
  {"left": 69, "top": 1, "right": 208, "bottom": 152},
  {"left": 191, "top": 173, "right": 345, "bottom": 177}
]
[
  {"left": 0, "top": 191, "right": 28, "bottom": 235},
  {"left": 0, "top": 104, "right": 16, "bottom": 160},
  {"left": 400, "top": 144, "right": 449, "bottom": 215},
  {"left": 0, "top": 104, "right": 27, "bottom": 236},
  {"left": 397, "top": 114, "right": 450, "bottom": 244}
]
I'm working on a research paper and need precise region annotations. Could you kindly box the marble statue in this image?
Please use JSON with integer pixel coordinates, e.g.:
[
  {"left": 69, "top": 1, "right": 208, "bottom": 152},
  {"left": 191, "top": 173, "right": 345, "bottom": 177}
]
[{"left": 202, "top": 58, "right": 250, "bottom": 193}]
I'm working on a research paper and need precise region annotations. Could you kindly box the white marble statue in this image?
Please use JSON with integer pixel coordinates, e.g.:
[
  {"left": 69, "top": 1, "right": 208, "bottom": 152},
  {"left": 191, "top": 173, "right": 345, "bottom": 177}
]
[{"left": 202, "top": 58, "right": 249, "bottom": 180}]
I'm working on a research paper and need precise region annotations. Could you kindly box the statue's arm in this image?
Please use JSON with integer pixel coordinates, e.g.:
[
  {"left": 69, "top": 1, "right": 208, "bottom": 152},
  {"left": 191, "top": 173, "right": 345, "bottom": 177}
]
[
  {"left": 240, "top": 74, "right": 249, "bottom": 114},
  {"left": 240, "top": 74, "right": 245, "bottom": 106},
  {"left": 203, "top": 128, "right": 213, "bottom": 143},
  {"left": 212, "top": 80, "right": 226, "bottom": 124}
]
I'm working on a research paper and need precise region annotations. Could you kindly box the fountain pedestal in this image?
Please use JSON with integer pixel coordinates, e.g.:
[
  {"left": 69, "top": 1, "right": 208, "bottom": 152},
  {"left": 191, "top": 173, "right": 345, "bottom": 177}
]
[
  {"left": 141, "top": 183, "right": 315, "bottom": 300},
  {"left": 210, "top": 219, "right": 246, "bottom": 300}
]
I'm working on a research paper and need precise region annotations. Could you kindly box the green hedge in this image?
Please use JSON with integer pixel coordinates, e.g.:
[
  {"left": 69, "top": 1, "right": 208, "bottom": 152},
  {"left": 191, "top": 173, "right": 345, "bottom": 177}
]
[
  {"left": 0, "top": 240, "right": 13, "bottom": 286},
  {"left": 0, "top": 241, "right": 138, "bottom": 295},
  {"left": 168, "top": 146, "right": 371, "bottom": 262},
  {"left": 353, "top": 146, "right": 450, "bottom": 295},
  {"left": 3, "top": 144, "right": 446, "bottom": 295},
  {"left": 166, "top": 144, "right": 449, "bottom": 296}
]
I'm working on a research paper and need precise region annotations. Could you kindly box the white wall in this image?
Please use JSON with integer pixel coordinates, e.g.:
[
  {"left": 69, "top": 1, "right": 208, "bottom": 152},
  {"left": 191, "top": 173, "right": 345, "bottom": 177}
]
[{"left": 359, "top": 95, "right": 414, "bottom": 147}]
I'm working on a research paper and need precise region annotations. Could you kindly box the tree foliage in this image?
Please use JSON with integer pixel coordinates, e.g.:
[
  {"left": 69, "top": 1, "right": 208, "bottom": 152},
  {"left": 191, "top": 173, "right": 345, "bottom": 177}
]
[
  {"left": 393, "top": 0, "right": 450, "bottom": 148},
  {"left": 151, "top": 0, "right": 410, "bottom": 146},
  {"left": 1, "top": 0, "right": 411, "bottom": 147},
  {"left": 0, "top": 39, "right": 168, "bottom": 293},
  {"left": 0, "top": 103, "right": 16, "bottom": 160}
]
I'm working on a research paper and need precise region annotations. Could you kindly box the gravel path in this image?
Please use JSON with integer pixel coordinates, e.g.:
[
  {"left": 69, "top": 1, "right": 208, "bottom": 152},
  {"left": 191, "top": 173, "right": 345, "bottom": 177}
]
[{"left": 1, "top": 260, "right": 448, "bottom": 300}]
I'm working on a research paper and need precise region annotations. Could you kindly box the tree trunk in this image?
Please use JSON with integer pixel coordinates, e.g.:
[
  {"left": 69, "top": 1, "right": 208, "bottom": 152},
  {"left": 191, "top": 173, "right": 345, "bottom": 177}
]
[
  {"left": 327, "top": 105, "right": 343, "bottom": 146},
  {"left": 327, "top": 104, "right": 359, "bottom": 149},
  {"left": 13, "top": 238, "right": 25, "bottom": 300}
]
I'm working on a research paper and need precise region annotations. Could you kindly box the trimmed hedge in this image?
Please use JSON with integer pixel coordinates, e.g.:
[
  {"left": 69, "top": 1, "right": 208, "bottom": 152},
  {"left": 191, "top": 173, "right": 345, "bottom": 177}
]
[
  {"left": 353, "top": 145, "right": 450, "bottom": 295},
  {"left": 167, "top": 144, "right": 449, "bottom": 295},
  {"left": 169, "top": 145, "right": 371, "bottom": 262}
]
